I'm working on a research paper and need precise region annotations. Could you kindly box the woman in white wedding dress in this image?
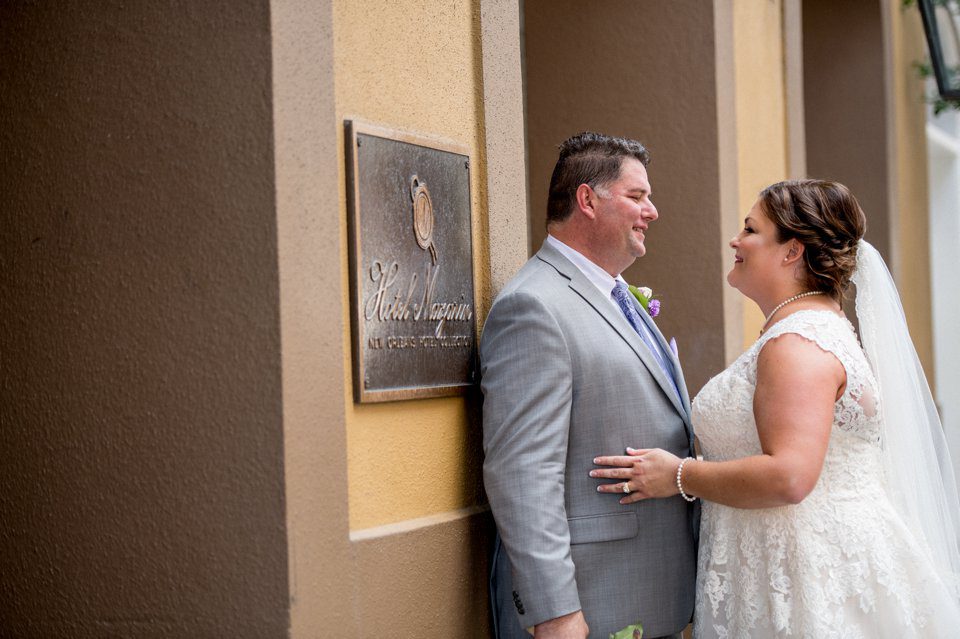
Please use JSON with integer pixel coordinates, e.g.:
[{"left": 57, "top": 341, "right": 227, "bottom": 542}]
[{"left": 591, "top": 180, "right": 960, "bottom": 638}]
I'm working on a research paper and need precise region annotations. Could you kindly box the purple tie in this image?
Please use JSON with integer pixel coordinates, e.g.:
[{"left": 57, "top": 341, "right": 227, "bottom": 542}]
[{"left": 611, "top": 281, "right": 682, "bottom": 401}]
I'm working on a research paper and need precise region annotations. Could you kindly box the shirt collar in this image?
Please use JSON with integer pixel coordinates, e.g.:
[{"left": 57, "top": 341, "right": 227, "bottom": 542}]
[{"left": 546, "top": 234, "right": 626, "bottom": 299}]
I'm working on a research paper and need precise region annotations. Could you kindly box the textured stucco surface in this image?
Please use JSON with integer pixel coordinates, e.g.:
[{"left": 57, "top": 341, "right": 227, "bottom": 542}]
[
  {"left": 269, "top": 0, "right": 357, "bottom": 635},
  {"left": 351, "top": 510, "right": 493, "bottom": 637},
  {"left": 480, "top": 0, "right": 530, "bottom": 300},
  {"left": 888, "top": 1, "right": 934, "bottom": 376},
  {"left": 0, "top": 2, "right": 289, "bottom": 636},
  {"left": 803, "top": 0, "right": 892, "bottom": 260},
  {"left": 524, "top": 0, "right": 728, "bottom": 395},
  {"left": 803, "top": 1, "right": 935, "bottom": 372},
  {"left": 733, "top": 0, "right": 789, "bottom": 345},
  {"left": 276, "top": 0, "right": 500, "bottom": 634},
  {"left": 334, "top": 0, "right": 488, "bottom": 531}
]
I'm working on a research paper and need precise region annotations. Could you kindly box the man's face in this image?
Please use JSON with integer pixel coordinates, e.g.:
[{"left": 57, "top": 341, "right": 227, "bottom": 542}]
[{"left": 591, "top": 158, "right": 658, "bottom": 272}]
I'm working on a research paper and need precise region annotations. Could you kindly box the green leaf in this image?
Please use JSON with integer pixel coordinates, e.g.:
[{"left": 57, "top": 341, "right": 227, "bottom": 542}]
[
  {"left": 627, "top": 284, "right": 650, "bottom": 311},
  {"left": 609, "top": 623, "right": 643, "bottom": 639}
]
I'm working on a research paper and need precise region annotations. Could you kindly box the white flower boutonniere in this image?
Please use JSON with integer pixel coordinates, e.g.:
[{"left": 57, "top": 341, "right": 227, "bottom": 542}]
[{"left": 627, "top": 284, "right": 660, "bottom": 318}]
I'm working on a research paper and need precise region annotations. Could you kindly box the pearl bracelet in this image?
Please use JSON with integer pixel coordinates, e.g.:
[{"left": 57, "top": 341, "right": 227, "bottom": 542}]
[{"left": 676, "top": 457, "right": 696, "bottom": 502}]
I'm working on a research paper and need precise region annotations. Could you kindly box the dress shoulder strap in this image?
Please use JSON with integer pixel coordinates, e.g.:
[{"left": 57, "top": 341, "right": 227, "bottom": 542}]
[{"left": 758, "top": 309, "right": 858, "bottom": 366}]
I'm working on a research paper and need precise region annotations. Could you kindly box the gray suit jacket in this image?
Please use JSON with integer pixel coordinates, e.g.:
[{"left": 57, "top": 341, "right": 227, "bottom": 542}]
[{"left": 481, "top": 241, "right": 697, "bottom": 638}]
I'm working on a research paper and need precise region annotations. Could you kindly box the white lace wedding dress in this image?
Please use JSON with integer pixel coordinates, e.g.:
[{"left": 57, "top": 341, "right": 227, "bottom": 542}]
[{"left": 691, "top": 310, "right": 960, "bottom": 638}]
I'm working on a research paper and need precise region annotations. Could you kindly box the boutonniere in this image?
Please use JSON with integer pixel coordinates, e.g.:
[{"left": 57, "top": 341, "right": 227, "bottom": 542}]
[
  {"left": 627, "top": 284, "right": 660, "bottom": 318},
  {"left": 610, "top": 622, "right": 643, "bottom": 639}
]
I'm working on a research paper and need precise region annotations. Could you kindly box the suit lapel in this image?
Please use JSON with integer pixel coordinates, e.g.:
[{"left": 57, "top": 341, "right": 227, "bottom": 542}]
[
  {"left": 635, "top": 302, "right": 693, "bottom": 418},
  {"left": 536, "top": 244, "right": 687, "bottom": 418},
  {"left": 635, "top": 304, "right": 694, "bottom": 436}
]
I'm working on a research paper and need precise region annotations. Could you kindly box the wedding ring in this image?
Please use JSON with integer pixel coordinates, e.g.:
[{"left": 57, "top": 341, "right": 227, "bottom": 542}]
[{"left": 621, "top": 482, "right": 631, "bottom": 494}]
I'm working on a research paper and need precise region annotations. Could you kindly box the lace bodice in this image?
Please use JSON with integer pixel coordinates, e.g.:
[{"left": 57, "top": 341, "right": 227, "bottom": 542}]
[
  {"left": 691, "top": 310, "right": 956, "bottom": 638},
  {"left": 694, "top": 311, "right": 883, "bottom": 494}
]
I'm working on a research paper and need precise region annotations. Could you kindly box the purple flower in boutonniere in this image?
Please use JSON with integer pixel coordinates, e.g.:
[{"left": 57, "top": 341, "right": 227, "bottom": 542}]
[{"left": 627, "top": 284, "right": 660, "bottom": 318}]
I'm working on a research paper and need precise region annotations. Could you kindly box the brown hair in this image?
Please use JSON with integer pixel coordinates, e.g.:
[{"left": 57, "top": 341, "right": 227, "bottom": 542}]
[
  {"left": 546, "top": 132, "right": 650, "bottom": 224},
  {"left": 758, "top": 179, "right": 867, "bottom": 300}
]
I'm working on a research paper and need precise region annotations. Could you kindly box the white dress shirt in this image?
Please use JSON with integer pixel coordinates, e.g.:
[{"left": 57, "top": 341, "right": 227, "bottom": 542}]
[
  {"left": 546, "top": 234, "right": 673, "bottom": 369},
  {"left": 545, "top": 234, "right": 626, "bottom": 303}
]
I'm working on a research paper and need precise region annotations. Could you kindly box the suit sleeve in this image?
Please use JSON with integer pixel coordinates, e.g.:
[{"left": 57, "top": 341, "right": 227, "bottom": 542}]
[{"left": 480, "top": 289, "right": 580, "bottom": 626}]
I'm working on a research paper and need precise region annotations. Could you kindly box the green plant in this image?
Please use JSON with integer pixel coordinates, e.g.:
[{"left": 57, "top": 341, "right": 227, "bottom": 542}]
[{"left": 906, "top": 0, "right": 960, "bottom": 113}]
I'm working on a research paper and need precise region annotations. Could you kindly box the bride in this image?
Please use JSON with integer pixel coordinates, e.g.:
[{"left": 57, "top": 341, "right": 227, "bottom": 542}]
[{"left": 591, "top": 180, "right": 960, "bottom": 637}]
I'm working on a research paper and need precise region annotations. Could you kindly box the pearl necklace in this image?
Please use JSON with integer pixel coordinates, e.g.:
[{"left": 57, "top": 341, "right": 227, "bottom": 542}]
[{"left": 760, "top": 291, "right": 823, "bottom": 334}]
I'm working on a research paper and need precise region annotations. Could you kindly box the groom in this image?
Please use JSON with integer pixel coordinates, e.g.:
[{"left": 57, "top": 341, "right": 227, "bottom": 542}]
[{"left": 481, "top": 132, "right": 697, "bottom": 638}]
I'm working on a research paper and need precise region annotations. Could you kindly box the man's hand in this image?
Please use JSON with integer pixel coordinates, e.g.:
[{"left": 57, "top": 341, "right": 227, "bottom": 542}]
[{"left": 534, "top": 610, "right": 589, "bottom": 638}]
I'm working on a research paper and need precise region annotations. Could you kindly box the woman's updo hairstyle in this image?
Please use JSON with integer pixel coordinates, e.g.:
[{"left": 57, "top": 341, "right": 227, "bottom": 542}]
[{"left": 758, "top": 179, "right": 867, "bottom": 301}]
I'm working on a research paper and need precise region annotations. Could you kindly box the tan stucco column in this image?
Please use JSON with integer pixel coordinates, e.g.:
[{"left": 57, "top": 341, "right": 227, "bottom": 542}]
[
  {"left": 275, "top": 0, "right": 528, "bottom": 635},
  {"left": 270, "top": 0, "right": 356, "bottom": 635}
]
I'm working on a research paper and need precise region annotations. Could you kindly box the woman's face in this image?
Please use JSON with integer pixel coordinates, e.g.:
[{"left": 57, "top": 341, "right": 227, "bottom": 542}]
[{"left": 727, "top": 201, "right": 791, "bottom": 298}]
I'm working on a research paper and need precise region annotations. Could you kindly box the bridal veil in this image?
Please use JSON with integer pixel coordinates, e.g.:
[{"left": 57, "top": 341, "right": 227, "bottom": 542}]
[{"left": 853, "top": 239, "right": 960, "bottom": 598}]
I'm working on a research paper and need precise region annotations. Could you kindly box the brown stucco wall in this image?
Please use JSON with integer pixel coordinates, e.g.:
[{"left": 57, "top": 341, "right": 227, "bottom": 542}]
[
  {"left": 523, "top": 0, "right": 729, "bottom": 395},
  {"left": 803, "top": 0, "right": 934, "bottom": 376},
  {"left": 803, "top": 0, "right": 892, "bottom": 259},
  {"left": 0, "top": 2, "right": 289, "bottom": 636}
]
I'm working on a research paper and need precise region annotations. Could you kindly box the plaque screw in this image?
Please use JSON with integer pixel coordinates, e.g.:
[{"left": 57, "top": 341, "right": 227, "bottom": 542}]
[
  {"left": 357, "top": 138, "right": 362, "bottom": 147},
  {"left": 364, "top": 376, "right": 370, "bottom": 388},
  {"left": 464, "top": 159, "right": 470, "bottom": 169}
]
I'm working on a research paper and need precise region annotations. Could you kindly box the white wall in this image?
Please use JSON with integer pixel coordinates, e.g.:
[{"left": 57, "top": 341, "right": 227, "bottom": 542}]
[{"left": 927, "top": 113, "right": 960, "bottom": 488}]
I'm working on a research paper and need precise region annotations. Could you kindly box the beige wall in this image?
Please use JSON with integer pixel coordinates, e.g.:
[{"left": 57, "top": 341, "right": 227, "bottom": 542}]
[
  {"left": 2, "top": 1, "right": 942, "bottom": 637},
  {"left": 277, "top": 0, "right": 524, "bottom": 635},
  {"left": 887, "top": 0, "right": 935, "bottom": 376},
  {"left": 334, "top": 0, "right": 489, "bottom": 533},
  {"left": 0, "top": 0, "right": 522, "bottom": 635},
  {"left": 523, "top": 0, "right": 734, "bottom": 395},
  {"left": 0, "top": 2, "right": 289, "bottom": 636},
  {"left": 732, "top": 0, "right": 791, "bottom": 346},
  {"left": 271, "top": 0, "right": 355, "bottom": 635}
]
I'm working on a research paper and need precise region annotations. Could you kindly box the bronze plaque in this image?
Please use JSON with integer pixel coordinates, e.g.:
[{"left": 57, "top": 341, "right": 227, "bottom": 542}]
[{"left": 345, "top": 120, "right": 477, "bottom": 403}]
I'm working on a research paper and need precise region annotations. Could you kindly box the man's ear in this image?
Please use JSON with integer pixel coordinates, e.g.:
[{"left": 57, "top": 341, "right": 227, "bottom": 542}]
[{"left": 575, "top": 183, "right": 598, "bottom": 220}]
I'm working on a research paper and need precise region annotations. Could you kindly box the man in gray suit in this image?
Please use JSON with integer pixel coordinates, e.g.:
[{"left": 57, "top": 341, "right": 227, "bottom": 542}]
[{"left": 481, "top": 132, "right": 696, "bottom": 639}]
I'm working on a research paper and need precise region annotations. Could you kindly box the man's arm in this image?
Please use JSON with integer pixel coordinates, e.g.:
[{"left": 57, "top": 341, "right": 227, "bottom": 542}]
[{"left": 481, "top": 289, "right": 582, "bottom": 630}]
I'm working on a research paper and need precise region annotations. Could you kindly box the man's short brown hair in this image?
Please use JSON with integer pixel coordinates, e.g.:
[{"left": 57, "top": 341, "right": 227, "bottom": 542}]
[{"left": 546, "top": 132, "right": 650, "bottom": 224}]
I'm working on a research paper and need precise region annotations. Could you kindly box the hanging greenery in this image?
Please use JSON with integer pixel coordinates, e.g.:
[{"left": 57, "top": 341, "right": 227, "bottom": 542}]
[{"left": 905, "top": 0, "right": 960, "bottom": 114}]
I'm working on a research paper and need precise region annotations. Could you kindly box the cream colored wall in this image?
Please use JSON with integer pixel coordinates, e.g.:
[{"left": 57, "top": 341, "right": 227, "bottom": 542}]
[
  {"left": 277, "top": 1, "right": 514, "bottom": 634},
  {"left": 733, "top": 0, "right": 790, "bottom": 348},
  {"left": 887, "top": 0, "right": 935, "bottom": 377},
  {"left": 333, "top": 0, "right": 489, "bottom": 531}
]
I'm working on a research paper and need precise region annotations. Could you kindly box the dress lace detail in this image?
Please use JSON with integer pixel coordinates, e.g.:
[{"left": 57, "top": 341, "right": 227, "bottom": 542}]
[{"left": 692, "top": 310, "right": 960, "bottom": 638}]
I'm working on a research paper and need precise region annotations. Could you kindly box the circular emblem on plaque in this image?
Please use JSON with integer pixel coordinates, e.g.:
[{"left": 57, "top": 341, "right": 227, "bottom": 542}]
[{"left": 410, "top": 175, "right": 438, "bottom": 263}]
